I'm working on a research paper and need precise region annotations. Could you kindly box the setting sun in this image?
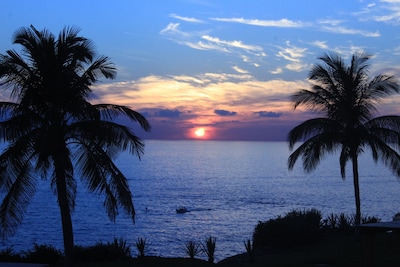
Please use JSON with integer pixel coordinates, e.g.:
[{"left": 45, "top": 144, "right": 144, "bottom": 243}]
[{"left": 194, "top": 128, "right": 205, "bottom": 137}]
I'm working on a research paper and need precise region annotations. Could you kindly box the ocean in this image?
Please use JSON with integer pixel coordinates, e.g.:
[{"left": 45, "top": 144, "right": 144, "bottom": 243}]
[{"left": 1, "top": 140, "right": 400, "bottom": 262}]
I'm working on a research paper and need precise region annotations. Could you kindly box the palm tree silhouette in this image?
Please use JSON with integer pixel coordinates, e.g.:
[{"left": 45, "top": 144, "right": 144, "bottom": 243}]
[
  {"left": 0, "top": 25, "right": 151, "bottom": 266},
  {"left": 287, "top": 51, "right": 400, "bottom": 225}
]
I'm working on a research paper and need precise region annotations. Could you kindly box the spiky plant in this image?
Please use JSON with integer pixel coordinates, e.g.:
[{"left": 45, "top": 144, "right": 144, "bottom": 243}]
[
  {"left": 201, "top": 236, "right": 216, "bottom": 263},
  {"left": 184, "top": 240, "right": 201, "bottom": 259},
  {"left": 135, "top": 237, "right": 147, "bottom": 258}
]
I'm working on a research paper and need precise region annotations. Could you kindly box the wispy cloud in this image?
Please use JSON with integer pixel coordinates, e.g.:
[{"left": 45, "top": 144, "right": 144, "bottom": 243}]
[
  {"left": 211, "top": 17, "right": 307, "bottom": 28},
  {"left": 184, "top": 40, "right": 228, "bottom": 52},
  {"left": 316, "top": 17, "right": 380, "bottom": 37},
  {"left": 232, "top": 66, "right": 248, "bottom": 74},
  {"left": 356, "top": 0, "right": 400, "bottom": 25},
  {"left": 160, "top": 23, "right": 265, "bottom": 69},
  {"left": 372, "top": 0, "right": 400, "bottom": 24},
  {"left": 276, "top": 42, "right": 309, "bottom": 72},
  {"left": 169, "top": 13, "right": 205, "bottom": 23},
  {"left": 320, "top": 25, "right": 380, "bottom": 37},
  {"left": 202, "top": 35, "right": 263, "bottom": 52},
  {"left": 277, "top": 41, "right": 307, "bottom": 62},
  {"left": 160, "top": 23, "right": 186, "bottom": 35},
  {"left": 317, "top": 19, "right": 344, "bottom": 26},
  {"left": 310, "top": 40, "right": 329, "bottom": 49}
]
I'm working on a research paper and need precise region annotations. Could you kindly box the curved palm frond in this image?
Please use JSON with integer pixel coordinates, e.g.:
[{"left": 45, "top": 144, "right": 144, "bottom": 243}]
[
  {"left": 94, "top": 104, "right": 152, "bottom": 132},
  {"left": 0, "top": 166, "right": 37, "bottom": 239},
  {"left": 288, "top": 132, "right": 340, "bottom": 172},
  {"left": 81, "top": 56, "right": 116, "bottom": 83},
  {"left": 288, "top": 117, "right": 341, "bottom": 149},
  {"left": 73, "top": 140, "right": 135, "bottom": 222},
  {"left": 365, "top": 135, "right": 400, "bottom": 176}
]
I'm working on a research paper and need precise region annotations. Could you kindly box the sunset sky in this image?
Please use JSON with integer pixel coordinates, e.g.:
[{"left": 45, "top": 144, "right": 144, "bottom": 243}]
[{"left": 2, "top": 0, "right": 400, "bottom": 141}]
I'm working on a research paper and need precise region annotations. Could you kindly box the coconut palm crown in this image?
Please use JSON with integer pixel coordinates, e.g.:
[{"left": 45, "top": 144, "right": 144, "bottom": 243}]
[
  {"left": 0, "top": 25, "right": 151, "bottom": 266},
  {"left": 287, "top": 51, "right": 400, "bottom": 225}
]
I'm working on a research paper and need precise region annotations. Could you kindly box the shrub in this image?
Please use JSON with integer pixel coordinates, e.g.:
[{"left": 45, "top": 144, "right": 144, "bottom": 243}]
[
  {"left": 184, "top": 240, "right": 201, "bottom": 259},
  {"left": 244, "top": 239, "right": 255, "bottom": 262},
  {"left": 253, "top": 209, "right": 322, "bottom": 249},
  {"left": 135, "top": 237, "right": 147, "bottom": 258},
  {"left": 24, "top": 243, "right": 63, "bottom": 265},
  {"left": 0, "top": 247, "right": 23, "bottom": 262},
  {"left": 201, "top": 236, "right": 216, "bottom": 263},
  {"left": 107, "top": 238, "right": 131, "bottom": 259},
  {"left": 74, "top": 238, "right": 131, "bottom": 262},
  {"left": 361, "top": 215, "right": 380, "bottom": 224}
]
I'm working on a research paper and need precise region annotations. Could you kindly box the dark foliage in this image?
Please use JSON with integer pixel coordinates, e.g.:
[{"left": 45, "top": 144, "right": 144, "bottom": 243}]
[
  {"left": 24, "top": 243, "right": 63, "bottom": 265},
  {"left": 0, "top": 246, "right": 23, "bottom": 262},
  {"left": 253, "top": 209, "right": 322, "bottom": 249},
  {"left": 74, "top": 238, "right": 131, "bottom": 263}
]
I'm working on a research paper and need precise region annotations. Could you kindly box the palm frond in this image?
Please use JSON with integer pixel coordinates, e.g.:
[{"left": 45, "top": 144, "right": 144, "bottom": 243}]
[
  {"left": 0, "top": 158, "right": 36, "bottom": 239},
  {"left": 68, "top": 119, "right": 146, "bottom": 160},
  {"left": 73, "top": 142, "right": 135, "bottom": 222},
  {"left": 365, "top": 136, "right": 400, "bottom": 176},
  {"left": 81, "top": 56, "right": 116, "bottom": 83},
  {"left": 288, "top": 118, "right": 340, "bottom": 148},
  {"left": 94, "top": 104, "right": 151, "bottom": 132}
]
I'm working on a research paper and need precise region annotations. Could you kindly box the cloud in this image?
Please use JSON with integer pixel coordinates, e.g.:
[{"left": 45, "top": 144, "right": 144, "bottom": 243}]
[
  {"left": 160, "top": 22, "right": 182, "bottom": 35},
  {"left": 270, "top": 67, "right": 283, "bottom": 74},
  {"left": 232, "top": 66, "right": 248, "bottom": 74},
  {"left": 211, "top": 17, "right": 307, "bottom": 28},
  {"left": 169, "top": 13, "right": 205, "bottom": 23},
  {"left": 277, "top": 41, "right": 307, "bottom": 62},
  {"left": 320, "top": 25, "right": 380, "bottom": 37},
  {"left": 276, "top": 41, "right": 309, "bottom": 72},
  {"left": 159, "top": 23, "right": 265, "bottom": 63},
  {"left": 317, "top": 19, "right": 344, "bottom": 26},
  {"left": 154, "top": 109, "right": 182, "bottom": 118},
  {"left": 286, "top": 62, "right": 308, "bottom": 72},
  {"left": 92, "top": 73, "right": 307, "bottom": 122},
  {"left": 214, "top": 109, "right": 237, "bottom": 116},
  {"left": 255, "top": 111, "right": 283, "bottom": 118},
  {"left": 310, "top": 40, "right": 329, "bottom": 49},
  {"left": 201, "top": 35, "right": 263, "bottom": 52},
  {"left": 183, "top": 40, "right": 228, "bottom": 52},
  {"left": 355, "top": 0, "right": 400, "bottom": 25}
]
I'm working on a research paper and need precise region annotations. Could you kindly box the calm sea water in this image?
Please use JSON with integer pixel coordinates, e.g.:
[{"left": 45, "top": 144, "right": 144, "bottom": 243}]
[{"left": 1, "top": 140, "right": 400, "bottom": 261}]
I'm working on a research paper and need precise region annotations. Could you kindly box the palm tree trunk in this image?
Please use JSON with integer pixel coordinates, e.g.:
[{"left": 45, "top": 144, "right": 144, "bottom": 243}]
[
  {"left": 55, "top": 161, "right": 74, "bottom": 267},
  {"left": 351, "top": 155, "right": 361, "bottom": 225}
]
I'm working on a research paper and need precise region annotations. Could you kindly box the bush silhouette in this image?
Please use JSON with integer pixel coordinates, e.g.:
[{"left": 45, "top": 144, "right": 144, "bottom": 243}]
[{"left": 253, "top": 209, "right": 322, "bottom": 249}]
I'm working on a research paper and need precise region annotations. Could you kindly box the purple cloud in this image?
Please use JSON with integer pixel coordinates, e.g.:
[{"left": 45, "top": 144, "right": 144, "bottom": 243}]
[
  {"left": 214, "top": 109, "right": 237, "bottom": 116},
  {"left": 255, "top": 111, "right": 283, "bottom": 118},
  {"left": 155, "top": 109, "right": 182, "bottom": 118}
]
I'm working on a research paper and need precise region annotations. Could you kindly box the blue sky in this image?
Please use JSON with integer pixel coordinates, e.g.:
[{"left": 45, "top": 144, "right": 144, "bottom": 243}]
[{"left": 2, "top": 0, "right": 400, "bottom": 140}]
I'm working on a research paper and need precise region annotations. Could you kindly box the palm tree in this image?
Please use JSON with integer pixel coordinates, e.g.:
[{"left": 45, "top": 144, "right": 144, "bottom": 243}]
[
  {"left": 0, "top": 25, "right": 151, "bottom": 266},
  {"left": 287, "top": 51, "right": 400, "bottom": 225}
]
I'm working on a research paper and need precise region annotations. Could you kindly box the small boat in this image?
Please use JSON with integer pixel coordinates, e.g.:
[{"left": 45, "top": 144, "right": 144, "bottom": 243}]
[{"left": 176, "top": 206, "right": 188, "bottom": 214}]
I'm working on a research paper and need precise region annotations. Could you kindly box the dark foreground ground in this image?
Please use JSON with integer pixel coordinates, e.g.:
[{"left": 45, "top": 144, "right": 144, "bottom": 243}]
[{"left": 68, "top": 231, "right": 400, "bottom": 267}]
